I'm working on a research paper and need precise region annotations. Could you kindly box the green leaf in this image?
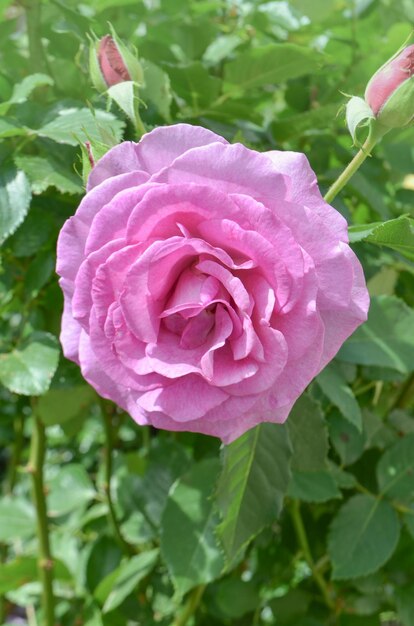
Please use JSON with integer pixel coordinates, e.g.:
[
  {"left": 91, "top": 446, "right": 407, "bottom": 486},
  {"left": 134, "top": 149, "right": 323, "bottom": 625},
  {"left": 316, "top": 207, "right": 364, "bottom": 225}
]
[
  {"left": 0, "top": 167, "right": 31, "bottom": 246},
  {"left": 376, "top": 434, "right": 414, "bottom": 501},
  {"left": 121, "top": 438, "right": 191, "bottom": 527},
  {"left": 203, "top": 34, "right": 243, "bottom": 65},
  {"left": 0, "top": 118, "right": 27, "bottom": 138},
  {"left": 0, "top": 73, "right": 53, "bottom": 115},
  {"left": 217, "top": 423, "right": 292, "bottom": 566},
  {"left": 0, "top": 498, "right": 35, "bottom": 542},
  {"left": 38, "top": 386, "right": 95, "bottom": 426},
  {"left": 165, "top": 62, "right": 221, "bottom": 110},
  {"left": 223, "top": 43, "right": 321, "bottom": 94},
  {"left": 287, "top": 395, "right": 329, "bottom": 472},
  {"left": 107, "top": 81, "right": 143, "bottom": 130},
  {"left": 396, "top": 583, "right": 414, "bottom": 626},
  {"left": 348, "top": 216, "right": 414, "bottom": 261},
  {"left": 161, "top": 459, "right": 224, "bottom": 596},
  {"left": 316, "top": 362, "right": 362, "bottom": 431},
  {"left": 0, "top": 557, "right": 38, "bottom": 594},
  {"left": 36, "top": 108, "right": 125, "bottom": 146},
  {"left": 288, "top": 470, "right": 341, "bottom": 502},
  {"left": 47, "top": 464, "right": 96, "bottom": 516},
  {"left": 24, "top": 250, "right": 55, "bottom": 297},
  {"left": 102, "top": 550, "right": 159, "bottom": 613},
  {"left": 0, "top": 555, "right": 71, "bottom": 594},
  {"left": 14, "top": 154, "right": 83, "bottom": 195},
  {"left": 345, "top": 96, "right": 374, "bottom": 146},
  {"left": 328, "top": 494, "right": 400, "bottom": 579},
  {"left": 87, "top": 536, "right": 122, "bottom": 592},
  {"left": 328, "top": 412, "right": 366, "bottom": 466},
  {"left": 271, "top": 104, "right": 339, "bottom": 142},
  {"left": 269, "top": 589, "right": 311, "bottom": 624},
  {"left": 287, "top": 395, "right": 339, "bottom": 501},
  {"left": 338, "top": 296, "right": 414, "bottom": 373},
  {"left": 0, "top": 332, "right": 60, "bottom": 396},
  {"left": 206, "top": 578, "right": 259, "bottom": 619},
  {"left": 141, "top": 59, "right": 172, "bottom": 121}
]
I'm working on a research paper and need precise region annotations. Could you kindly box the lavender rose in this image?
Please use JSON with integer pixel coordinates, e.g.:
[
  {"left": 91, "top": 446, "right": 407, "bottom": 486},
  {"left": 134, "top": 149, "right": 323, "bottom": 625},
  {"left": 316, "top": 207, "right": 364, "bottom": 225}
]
[{"left": 56, "top": 124, "right": 369, "bottom": 443}]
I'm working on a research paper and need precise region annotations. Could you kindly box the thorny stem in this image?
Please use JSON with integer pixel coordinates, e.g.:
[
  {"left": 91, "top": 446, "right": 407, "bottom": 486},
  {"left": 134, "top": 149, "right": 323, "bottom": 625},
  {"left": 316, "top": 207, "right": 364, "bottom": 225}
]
[
  {"left": 0, "top": 414, "right": 25, "bottom": 622},
  {"left": 28, "top": 414, "right": 55, "bottom": 626},
  {"left": 102, "top": 406, "right": 135, "bottom": 556},
  {"left": 289, "top": 500, "right": 335, "bottom": 610},
  {"left": 323, "top": 125, "right": 385, "bottom": 204},
  {"left": 171, "top": 585, "right": 206, "bottom": 626}
]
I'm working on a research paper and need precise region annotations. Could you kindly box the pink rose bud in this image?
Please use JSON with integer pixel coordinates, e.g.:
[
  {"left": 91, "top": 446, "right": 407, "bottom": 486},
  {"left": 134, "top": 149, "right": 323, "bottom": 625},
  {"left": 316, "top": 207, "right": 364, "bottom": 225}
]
[
  {"left": 89, "top": 30, "right": 144, "bottom": 93},
  {"left": 365, "top": 44, "right": 414, "bottom": 129},
  {"left": 98, "top": 35, "right": 131, "bottom": 87}
]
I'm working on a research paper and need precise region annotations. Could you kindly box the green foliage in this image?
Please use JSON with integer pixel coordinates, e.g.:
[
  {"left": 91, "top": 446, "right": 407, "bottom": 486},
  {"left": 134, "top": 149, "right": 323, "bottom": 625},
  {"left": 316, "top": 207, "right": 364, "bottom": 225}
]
[
  {"left": 328, "top": 495, "right": 400, "bottom": 579},
  {"left": 161, "top": 459, "right": 224, "bottom": 596},
  {"left": 1, "top": 0, "right": 414, "bottom": 624},
  {"left": 217, "top": 423, "right": 291, "bottom": 566}
]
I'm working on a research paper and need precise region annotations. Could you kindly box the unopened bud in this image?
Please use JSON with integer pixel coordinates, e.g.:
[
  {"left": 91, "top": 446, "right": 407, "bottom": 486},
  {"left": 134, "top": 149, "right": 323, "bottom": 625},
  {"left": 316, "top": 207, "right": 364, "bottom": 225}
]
[
  {"left": 89, "top": 30, "right": 144, "bottom": 93},
  {"left": 365, "top": 44, "right": 414, "bottom": 129}
]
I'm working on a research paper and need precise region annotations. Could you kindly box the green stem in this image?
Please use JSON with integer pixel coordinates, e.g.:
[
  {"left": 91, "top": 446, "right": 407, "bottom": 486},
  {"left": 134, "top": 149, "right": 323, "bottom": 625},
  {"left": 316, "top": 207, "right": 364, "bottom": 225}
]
[
  {"left": 0, "top": 414, "right": 26, "bottom": 622},
  {"left": 289, "top": 500, "right": 335, "bottom": 610},
  {"left": 102, "top": 409, "right": 135, "bottom": 556},
  {"left": 0, "top": 545, "right": 6, "bottom": 623},
  {"left": 391, "top": 372, "right": 414, "bottom": 411},
  {"left": 28, "top": 415, "right": 55, "bottom": 626},
  {"left": 323, "top": 126, "right": 383, "bottom": 204},
  {"left": 24, "top": 0, "right": 48, "bottom": 73},
  {"left": 171, "top": 585, "right": 205, "bottom": 626},
  {"left": 6, "top": 413, "right": 25, "bottom": 494}
]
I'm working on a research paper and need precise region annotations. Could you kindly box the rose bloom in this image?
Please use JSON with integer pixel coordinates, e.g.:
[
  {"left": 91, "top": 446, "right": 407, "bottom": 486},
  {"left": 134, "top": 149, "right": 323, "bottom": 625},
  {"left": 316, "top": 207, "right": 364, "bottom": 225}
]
[{"left": 57, "top": 124, "right": 369, "bottom": 443}]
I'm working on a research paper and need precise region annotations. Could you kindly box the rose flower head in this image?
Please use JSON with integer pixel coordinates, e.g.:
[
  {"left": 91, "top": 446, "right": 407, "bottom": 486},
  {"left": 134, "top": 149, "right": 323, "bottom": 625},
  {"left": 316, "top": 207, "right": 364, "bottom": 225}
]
[
  {"left": 56, "top": 124, "right": 369, "bottom": 443},
  {"left": 365, "top": 43, "right": 414, "bottom": 129},
  {"left": 89, "top": 30, "right": 144, "bottom": 92}
]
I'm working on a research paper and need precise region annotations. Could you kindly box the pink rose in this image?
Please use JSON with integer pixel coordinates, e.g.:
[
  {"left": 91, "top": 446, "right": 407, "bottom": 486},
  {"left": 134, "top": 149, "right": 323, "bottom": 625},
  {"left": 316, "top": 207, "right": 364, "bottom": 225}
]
[{"left": 56, "top": 124, "right": 369, "bottom": 443}]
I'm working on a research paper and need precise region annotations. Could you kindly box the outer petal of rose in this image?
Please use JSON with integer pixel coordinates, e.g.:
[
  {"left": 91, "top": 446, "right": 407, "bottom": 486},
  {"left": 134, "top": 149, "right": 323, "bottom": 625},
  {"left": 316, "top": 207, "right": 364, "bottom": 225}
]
[
  {"left": 267, "top": 323, "right": 325, "bottom": 408},
  {"left": 152, "top": 141, "right": 287, "bottom": 201},
  {"left": 145, "top": 393, "right": 283, "bottom": 442},
  {"left": 87, "top": 123, "right": 228, "bottom": 190},
  {"left": 72, "top": 239, "right": 125, "bottom": 331},
  {"left": 56, "top": 172, "right": 149, "bottom": 282},
  {"left": 318, "top": 247, "right": 370, "bottom": 369},
  {"left": 78, "top": 332, "right": 150, "bottom": 427},
  {"left": 91, "top": 243, "right": 144, "bottom": 328},
  {"left": 85, "top": 184, "right": 159, "bottom": 256},
  {"left": 263, "top": 200, "right": 356, "bottom": 310},
  {"left": 137, "top": 375, "right": 228, "bottom": 422},
  {"left": 265, "top": 150, "right": 348, "bottom": 242},
  {"left": 88, "top": 307, "right": 162, "bottom": 392}
]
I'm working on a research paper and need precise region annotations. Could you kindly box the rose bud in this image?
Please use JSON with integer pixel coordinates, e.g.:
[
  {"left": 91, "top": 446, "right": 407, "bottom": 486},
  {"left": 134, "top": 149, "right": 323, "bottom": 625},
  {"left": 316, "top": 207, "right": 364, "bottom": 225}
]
[
  {"left": 89, "top": 30, "right": 144, "bottom": 93},
  {"left": 365, "top": 44, "right": 414, "bottom": 129}
]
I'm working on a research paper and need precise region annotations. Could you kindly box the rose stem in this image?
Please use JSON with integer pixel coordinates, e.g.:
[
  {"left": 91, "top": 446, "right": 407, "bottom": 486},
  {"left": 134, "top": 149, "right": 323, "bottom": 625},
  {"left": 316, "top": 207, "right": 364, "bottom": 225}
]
[
  {"left": 289, "top": 500, "right": 335, "bottom": 610},
  {"left": 0, "top": 414, "right": 25, "bottom": 622},
  {"left": 102, "top": 404, "right": 135, "bottom": 556},
  {"left": 171, "top": 585, "right": 206, "bottom": 626},
  {"left": 28, "top": 411, "right": 55, "bottom": 626},
  {"left": 323, "top": 125, "right": 384, "bottom": 204}
]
